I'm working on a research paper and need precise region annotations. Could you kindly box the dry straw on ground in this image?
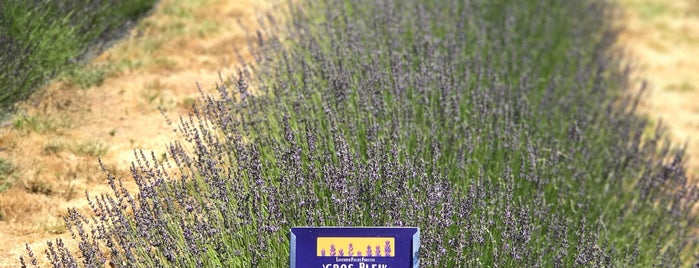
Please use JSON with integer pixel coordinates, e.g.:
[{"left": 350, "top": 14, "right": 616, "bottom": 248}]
[{"left": 617, "top": 0, "right": 699, "bottom": 178}]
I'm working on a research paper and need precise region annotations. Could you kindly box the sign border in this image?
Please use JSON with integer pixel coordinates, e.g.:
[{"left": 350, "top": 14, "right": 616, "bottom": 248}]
[{"left": 290, "top": 226, "right": 420, "bottom": 268}]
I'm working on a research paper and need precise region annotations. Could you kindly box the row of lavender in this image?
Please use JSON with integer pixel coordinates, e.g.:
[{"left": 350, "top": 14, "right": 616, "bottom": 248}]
[
  {"left": 22, "top": 0, "right": 698, "bottom": 266},
  {"left": 0, "top": 0, "right": 156, "bottom": 119}
]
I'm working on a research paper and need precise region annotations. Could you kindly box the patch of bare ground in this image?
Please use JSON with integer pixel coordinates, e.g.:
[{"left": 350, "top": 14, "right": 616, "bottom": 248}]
[
  {"left": 0, "top": 0, "right": 278, "bottom": 266},
  {"left": 617, "top": 0, "right": 699, "bottom": 178}
]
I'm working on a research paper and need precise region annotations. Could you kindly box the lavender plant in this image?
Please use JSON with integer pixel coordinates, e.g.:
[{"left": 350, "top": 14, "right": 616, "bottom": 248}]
[
  {"left": 0, "top": 0, "right": 157, "bottom": 119},
  {"left": 22, "top": 0, "right": 699, "bottom": 266}
]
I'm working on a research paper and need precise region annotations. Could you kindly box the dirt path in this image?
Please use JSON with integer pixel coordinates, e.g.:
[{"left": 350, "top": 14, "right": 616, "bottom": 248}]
[
  {"left": 617, "top": 0, "right": 699, "bottom": 178},
  {"left": 0, "top": 0, "right": 276, "bottom": 266}
]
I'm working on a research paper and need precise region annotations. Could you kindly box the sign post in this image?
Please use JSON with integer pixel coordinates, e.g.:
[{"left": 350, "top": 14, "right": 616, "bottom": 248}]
[{"left": 290, "top": 227, "right": 420, "bottom": 268}]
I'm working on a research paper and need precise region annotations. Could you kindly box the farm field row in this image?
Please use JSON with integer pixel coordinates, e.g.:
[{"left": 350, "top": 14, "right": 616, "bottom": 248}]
[{"left": 0, "top": 0, "right": 696, "bottom": 266}]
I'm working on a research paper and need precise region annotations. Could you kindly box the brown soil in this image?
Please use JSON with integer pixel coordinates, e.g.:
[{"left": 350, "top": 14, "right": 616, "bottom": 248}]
[
  {"left": 617, "top": 0, "right": 699, "bottom": 178},
  {"left": 0, "top": 0, "right": 277, "bottom": 266}
]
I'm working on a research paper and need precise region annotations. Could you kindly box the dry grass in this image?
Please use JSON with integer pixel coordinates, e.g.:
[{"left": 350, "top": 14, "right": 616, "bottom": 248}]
[
  {"left": 0, "top": 0, "right": 279, "bottom": 266},
  {"left": 616, "top": 0, "right": 699, "bottom": 177}
]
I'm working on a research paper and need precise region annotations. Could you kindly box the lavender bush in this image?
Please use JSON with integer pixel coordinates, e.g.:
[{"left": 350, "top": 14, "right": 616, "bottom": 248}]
[
  {"left": 22, "top": 0, "right": 699, "bottom": 266},
  {"left": 0, "top": 0, "right": 157, "bottom": 119}
]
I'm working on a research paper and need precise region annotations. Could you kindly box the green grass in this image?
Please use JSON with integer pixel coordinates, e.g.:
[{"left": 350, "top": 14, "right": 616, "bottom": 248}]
[
  {"left": 62, "top": 67, "right": 108, "bottom": 89},
  {"left": 636, "top": 0, "right": 671, "bottom": 20},
  {"left": 0, "top": 157, "right": 16, "bottom": 193},
  {"left": 12, "top": 114, "right": 71, "bottom": 135},
  {"left": 666, "top": 81, "right": 696, "bottom": 92},
  {"left": 71, "top": 140, "right": 109, "bottom": 158}
]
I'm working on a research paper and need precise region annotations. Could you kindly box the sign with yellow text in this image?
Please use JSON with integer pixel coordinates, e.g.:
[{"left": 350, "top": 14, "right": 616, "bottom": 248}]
[{"left": 291, "top": 227, "right": 419, "bottom": 268}]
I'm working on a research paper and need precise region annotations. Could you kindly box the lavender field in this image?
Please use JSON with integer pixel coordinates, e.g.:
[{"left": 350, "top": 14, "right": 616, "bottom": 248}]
[
  {"left": 18, "top": 0, "right": 699, "bottom": 266},
  {"left": 0, "top": 0, "right": 156, "bottom": 119}
]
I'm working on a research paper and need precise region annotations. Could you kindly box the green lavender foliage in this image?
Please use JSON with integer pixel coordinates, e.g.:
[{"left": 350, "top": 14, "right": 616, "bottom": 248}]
[
  {"left": 22, "top": 0, "right": 699, "bottom": 267},
  {"left": 0, "top": 0, "right": 157, "bottom": 119}
]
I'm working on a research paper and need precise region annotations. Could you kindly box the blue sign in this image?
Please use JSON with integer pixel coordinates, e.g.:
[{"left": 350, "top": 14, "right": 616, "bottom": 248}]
[{"left": 290, "top": 227, "right": 420, "bottom": 268}]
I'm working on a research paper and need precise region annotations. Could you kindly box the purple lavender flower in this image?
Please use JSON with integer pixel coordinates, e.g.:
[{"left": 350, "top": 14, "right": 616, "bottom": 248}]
[{"left": 17, "top": 0, "right": 699, "bottom": 266}]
